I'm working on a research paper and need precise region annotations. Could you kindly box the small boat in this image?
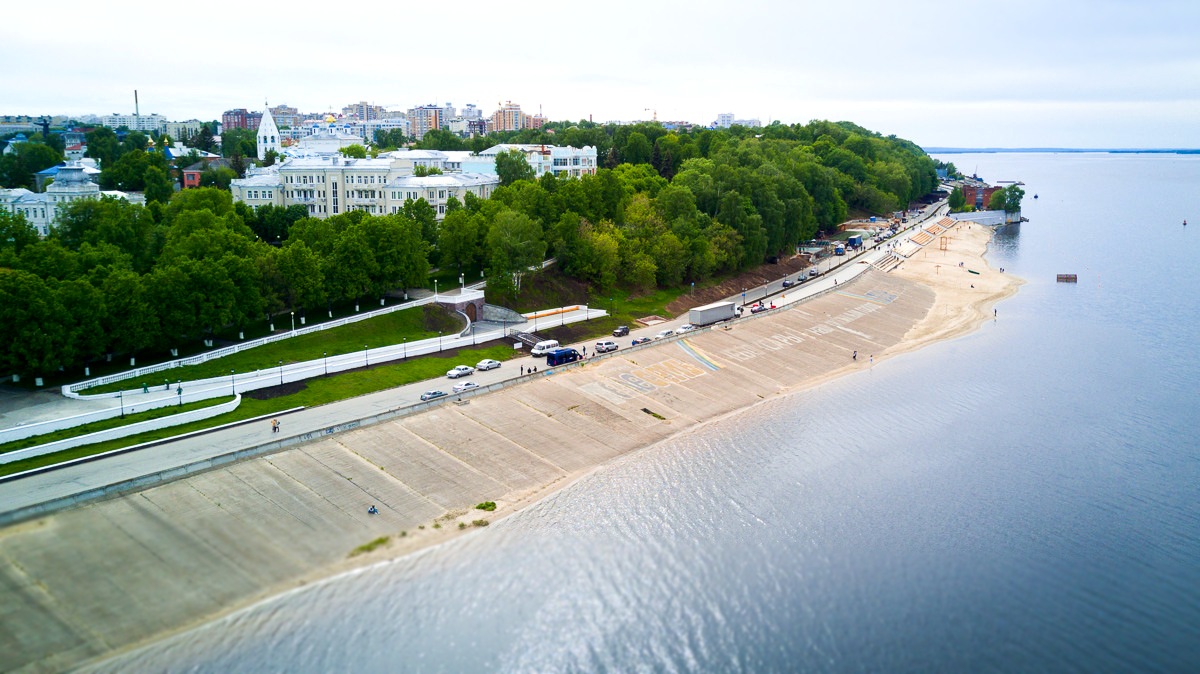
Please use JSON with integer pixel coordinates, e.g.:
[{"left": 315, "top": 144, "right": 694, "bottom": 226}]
[{"left": 1033, "top": 194, "right": 1039, "bottom": 199}]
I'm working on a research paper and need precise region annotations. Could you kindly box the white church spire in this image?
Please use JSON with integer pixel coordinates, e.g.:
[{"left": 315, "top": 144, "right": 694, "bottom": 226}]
[{"left": 257, "top": 105, "right": 280, "bottom": 160}]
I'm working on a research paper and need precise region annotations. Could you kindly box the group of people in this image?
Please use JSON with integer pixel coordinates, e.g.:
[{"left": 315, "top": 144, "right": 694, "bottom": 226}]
[{"left": 270, "top": 418, "right": 280, "bottom": 433}]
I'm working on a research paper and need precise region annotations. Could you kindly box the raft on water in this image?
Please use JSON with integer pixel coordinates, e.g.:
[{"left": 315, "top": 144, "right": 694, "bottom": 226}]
[{"left": 1057, "top": 274, "right": 1078, "bottom": 283}]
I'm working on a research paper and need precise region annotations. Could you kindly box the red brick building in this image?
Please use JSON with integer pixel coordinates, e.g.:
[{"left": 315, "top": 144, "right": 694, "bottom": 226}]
[
  {"left": 221, "top": 108, "right": 263, "bottom": 130},
  {"left": 962, "top": 184, "right": 1002, "bottom": 209}
]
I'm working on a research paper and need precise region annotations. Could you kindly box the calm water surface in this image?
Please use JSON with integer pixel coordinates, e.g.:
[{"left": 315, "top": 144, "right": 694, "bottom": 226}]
[{"left": 95, "top": 153, "right": 1200, "bottom": 673}]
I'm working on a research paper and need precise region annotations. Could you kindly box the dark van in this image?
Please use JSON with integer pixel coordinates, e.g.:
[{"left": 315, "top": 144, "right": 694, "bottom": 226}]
[{"left": 546, "top": 348, "right": 582, "bottom": 366}]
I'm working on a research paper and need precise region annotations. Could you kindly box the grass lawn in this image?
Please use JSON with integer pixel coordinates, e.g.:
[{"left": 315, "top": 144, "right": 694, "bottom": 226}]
[
  {"left": 82, "top": 306, "right": 448, "bottom": 394},
  {"left": 0, "top": 342, "right": 516, "bottom": 479}
]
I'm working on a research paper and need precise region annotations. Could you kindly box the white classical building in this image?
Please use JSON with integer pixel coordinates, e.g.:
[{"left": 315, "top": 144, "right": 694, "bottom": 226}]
[
  {"left": 474, "top": 144, "right": 598, "bottom": 178},
  {"left": 231, "top": 151, "right": 498, "bottom": 219},
  {"left": 0, "top": 161, "right": 142, "bottom": 237}
]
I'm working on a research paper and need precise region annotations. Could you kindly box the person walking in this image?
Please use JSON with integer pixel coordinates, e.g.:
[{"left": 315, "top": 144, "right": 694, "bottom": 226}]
[
  {"left": 271, "top": 418, "right": 279, "bottom": 433},
  {"left": 852, "top": 350, "right": 858, "bottom": 361}
]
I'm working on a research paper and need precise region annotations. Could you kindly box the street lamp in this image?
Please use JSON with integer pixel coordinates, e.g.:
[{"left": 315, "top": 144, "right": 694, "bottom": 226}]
[
  {"left": 364, "top": 345, "right": 369, "bottom": 367},
  {"left": 402, "top": 338, "right": 406, "bottom": 359},
  {"left": 323, "top": 351, "right": 328, "bottom": 375},
  {"left": 438, "top": 331, "right": 443, "bottom": 350},
  {"left": 290, "top": 311, "right": 295, "bottom": 332},
  {"left": 459, "top": 273, "right": 465, "bottom": 291},
  {"left": 230, "top": 369, "right": 235, "bottom": 397},
  {"left": 742, "top": 288, "right": 746, "bottom": 307},
  {"left": 434, "top": 279, "right": 439, "bottom": 300},
  {"left": 278, "top": 360, "right": 283, "bottom": 385},
  {"left": 119, "top": 389, "right": 125, "bottom": 418},
  {"left": 177, "top": 385, "right": 182, "bottom": 407}
]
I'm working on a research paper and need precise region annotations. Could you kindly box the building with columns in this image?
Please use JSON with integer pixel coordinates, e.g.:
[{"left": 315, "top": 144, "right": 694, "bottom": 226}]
[{"left": 0, "top": 161, "right": 142, "bottom": 237}]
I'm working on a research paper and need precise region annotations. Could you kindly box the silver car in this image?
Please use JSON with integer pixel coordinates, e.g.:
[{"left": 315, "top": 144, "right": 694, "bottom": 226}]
[{"left": 447, "top": 365, "right": 475, "bottom": 379}]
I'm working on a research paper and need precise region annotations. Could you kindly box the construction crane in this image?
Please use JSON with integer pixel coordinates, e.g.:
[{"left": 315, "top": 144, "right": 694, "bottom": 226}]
[{"left": 644, "top": 108, "right": 657, "bottom": 122}]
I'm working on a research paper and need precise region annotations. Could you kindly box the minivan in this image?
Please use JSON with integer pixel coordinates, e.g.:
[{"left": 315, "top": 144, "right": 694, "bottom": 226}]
[
  {"left": 545, "top": 348, "right": 581, "bottom": 366},
  {"left": 530, "top": 339, "right": 560, "bottom": 356}
]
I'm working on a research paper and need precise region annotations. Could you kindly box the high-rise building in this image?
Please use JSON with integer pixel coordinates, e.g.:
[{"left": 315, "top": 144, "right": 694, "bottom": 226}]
[
  {"left": 406, "top": 104, "right": 443, "bottom": 140},
  {"left": 491, "top": 101, "right": 525, "bottom": 132}
]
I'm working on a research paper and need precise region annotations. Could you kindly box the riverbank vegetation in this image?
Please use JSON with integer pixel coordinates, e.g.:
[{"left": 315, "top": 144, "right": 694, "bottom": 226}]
[{"left": 1, "top": 119, "right": 936, "bottom": 383}]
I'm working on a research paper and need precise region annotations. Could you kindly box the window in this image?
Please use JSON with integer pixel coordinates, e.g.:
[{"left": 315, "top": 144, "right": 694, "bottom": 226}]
[
  {"left": 428, "top": 191, "right": 435, "bottom": 200},
  {"left": 439, "top": 190, "right": 446, "bottom": 199}
]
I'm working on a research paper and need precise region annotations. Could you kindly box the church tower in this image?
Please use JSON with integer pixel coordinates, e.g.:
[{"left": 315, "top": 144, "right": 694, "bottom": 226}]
[{"left": 257, "top": 105, "right": 280, "bottom": 160}]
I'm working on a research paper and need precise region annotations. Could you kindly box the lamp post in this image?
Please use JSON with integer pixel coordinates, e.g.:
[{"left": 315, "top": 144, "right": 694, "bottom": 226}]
[
  {"left": 402, "top": 338, "right": 406, "bottom": 360},
  {"left": 364, "top": 345, "right": 369, "bottom": 367},
  {"left": 438, "top": 331, "right": 443, "bottom": 350},
  {"left": 230, "top": 369, "right": 235, "bottom": 397},
  {"left": 742, "top": 288, "right": 746, "bottom": 307},
  {"left": 434, "top": 279, "right": 438, "bottom": 300},
  {"left": 459, "top": 273, "right": 464, "bottom": 291},
  {"left": 177, "top": 385, "right": 182, "bottom": 407},
  {"left": 290, "top": 311, "right": 295, "bottom": 332},
  {"left": 119, "top": 389, "right": 125, "bottom": 418},
  {"left": 323, "top": 351, "right": 328, "bottom": 375},
  {"left": 278, "top": 360, "right": 283, "bottom": 385}
]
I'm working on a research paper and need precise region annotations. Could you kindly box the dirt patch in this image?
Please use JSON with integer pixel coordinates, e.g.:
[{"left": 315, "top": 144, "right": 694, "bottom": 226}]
[
  {"left": 665, "top": 255, "right": 814, "bottom": 315},
  {"left": 243, "top": 381, "right": 309, "bottom": 400}
]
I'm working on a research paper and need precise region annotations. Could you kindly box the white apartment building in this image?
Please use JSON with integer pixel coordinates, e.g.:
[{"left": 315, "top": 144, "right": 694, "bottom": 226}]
[
  {"left": 164, "top": 120, "right": 204, "bottom": 141},
  {"left": 0, "top": 162, "right": 141, "bottom": 237},
  {"left": 100, "top": 113, "right": 167, "bottom": 133}
]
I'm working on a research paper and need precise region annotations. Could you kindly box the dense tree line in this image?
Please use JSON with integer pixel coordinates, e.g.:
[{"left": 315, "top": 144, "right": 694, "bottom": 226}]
[{"left": 1, "top": 119, "right": 937, "bottom": 379}]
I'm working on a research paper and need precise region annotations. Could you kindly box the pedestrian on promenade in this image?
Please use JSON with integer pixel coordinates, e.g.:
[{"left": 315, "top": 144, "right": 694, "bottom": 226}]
[
  {"left": 520, "top": 365, "right": 524, "bottom": 375},
  {"left": 853, "top": 350, "right": 858, "bottom": 361},
  {"left": 271, "top": 418, "right": 279, "bottom": 433}
]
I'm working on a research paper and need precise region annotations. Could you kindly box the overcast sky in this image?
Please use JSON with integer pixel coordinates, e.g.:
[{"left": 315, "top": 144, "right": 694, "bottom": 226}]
[{"left": 5, "top": 0, "right": 1198, "bottom": 149}]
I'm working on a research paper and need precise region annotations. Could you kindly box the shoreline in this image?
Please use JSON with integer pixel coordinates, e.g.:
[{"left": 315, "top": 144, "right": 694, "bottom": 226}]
[{"left": 6, "top": 222, "right": 1021, "bottom": 674}]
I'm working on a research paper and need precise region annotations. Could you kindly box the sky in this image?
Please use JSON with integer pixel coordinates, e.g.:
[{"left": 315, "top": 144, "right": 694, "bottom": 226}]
[{"left": 4, "top": 0, "right": 1198, "bottom": 149}]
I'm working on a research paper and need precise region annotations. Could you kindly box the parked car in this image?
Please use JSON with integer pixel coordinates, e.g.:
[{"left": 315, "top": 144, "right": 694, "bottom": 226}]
[
  {"left": 446, "top": 365, "right": 475, "bottom": 379},
  {"left": 653, "top": 329, "right": 675, "bottom": 340},
  {"left": 808, "top": 268, "right": 820, "bottom": 277},
  {"left": 420, "top": 390, "right": 446, "bottom": 401},
  {"left": 452, "top": 381, "right": 479, "bottom": 394},
  {"left": 476, "top": 359, "right": 501, "bottom": 371},
  {"left": 595, "top": 340, "right": 619, "bottom": 353},
  {"left": 751, "top": 303, "right": 770, "bottom": 314},
  {"left": 631, "top": 337, "right": 652, "bottom": 346},
  {"left": 782, "top": 279, "right": 795, "bottom": 288},
  {"left": 677, "top": 324, "right": 695, "bottom": 333},
  {"left": 612, "top": 325, "right": 630, "bottom": 337}
]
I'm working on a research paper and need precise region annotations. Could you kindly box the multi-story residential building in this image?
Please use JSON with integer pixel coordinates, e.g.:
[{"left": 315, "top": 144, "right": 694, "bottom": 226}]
[
  {"left": 0, "top": 161, "right": 141, "bottom": 237},
  {"left": 221, "top": 108, "right": 262, "bottom": 130},
  {"left": 406, "top": 105, "right": 443, "bottom": 141},
  {"left": 460, "top": 104, "right": 482, "bottom": 120},
  {"left": 164, "top": 119, "right": 204, "bottom": 142},
  {"left": 491, "top": 101, "right": 525, "bottom": 132},
  {"left": 716, "top": 113, "right": 734, "bottom": 128},
  {"left": 269, "top": 104, "right": 301, "bottom": 129},
  {"left": 100, "top": 113, "right": 167, "bottom": 133},
  {"left": 342, "top": 101, "right": 387, "bottom": 121}
]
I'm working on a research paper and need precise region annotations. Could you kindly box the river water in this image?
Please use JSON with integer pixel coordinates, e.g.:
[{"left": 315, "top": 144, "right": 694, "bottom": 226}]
[{"left": 94, "top": 153, "right": 1200, "bottom": 673}]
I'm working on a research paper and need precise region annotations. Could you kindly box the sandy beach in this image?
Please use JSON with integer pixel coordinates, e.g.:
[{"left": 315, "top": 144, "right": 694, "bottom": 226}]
[{"left": 0, "top": 221, "right": 1021, "bottom": 674}]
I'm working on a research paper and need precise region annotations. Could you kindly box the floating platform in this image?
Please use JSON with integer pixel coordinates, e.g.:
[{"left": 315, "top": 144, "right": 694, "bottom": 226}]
[{"left": 1057, "top": 274, "right": 1078, "bottom": 283}]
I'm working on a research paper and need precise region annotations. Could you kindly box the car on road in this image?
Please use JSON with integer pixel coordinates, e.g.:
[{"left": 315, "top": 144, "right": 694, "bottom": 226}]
[
  {"left": 612, "top": 325, "right": 630, "bottom": 337},
  {"left": 595, "top": 340, "right": 619, "bottom": 353},
  {"left": 677, "top": 324, "right": 695, "bottom": 333},
  {"left": 452, "top": 381, "right": 479, "bottom": 394},
  {"left": 751, "top": 303, "right": 772, "bottom": 314},
  {"left": 631, "top": 337, "right": 652, "bottom": 346},
  {"left": 420, "top": 390, "right": 446, "bottom": 401},
  {"left": 653, "top": 329, "right": 675, "bottom": 340},
  {"left": 476, "top": 359, "right": 501, "bottom": 371},
  {"left": 808, "top": 268, "right": 820, "bottom": 277},
  {"left": 782, "top": 278, "right": 795, "bottom": 288},
  {"left": 446, "top": 365, "right": 475, "bottom": 379}
]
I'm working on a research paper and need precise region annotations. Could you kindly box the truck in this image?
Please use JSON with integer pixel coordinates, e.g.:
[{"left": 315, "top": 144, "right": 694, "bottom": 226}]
[
  {"left": 834, "top": 244, "right": 846, "bottom": 256},
  {"left": 689, "top": 301, "right": 738, "bottom": 326},
  {"left": 847, "top": 234, "right": 863, "bottom": 248}
]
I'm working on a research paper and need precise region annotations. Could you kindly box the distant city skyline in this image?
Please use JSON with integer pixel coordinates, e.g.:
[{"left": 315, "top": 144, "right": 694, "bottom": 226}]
[{"left": 4, "top": 0, "right": 1197, "bottom": 149}]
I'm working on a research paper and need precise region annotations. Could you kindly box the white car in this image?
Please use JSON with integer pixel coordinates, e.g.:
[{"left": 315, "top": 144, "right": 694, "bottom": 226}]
[
  {"left": 677, "top": 324, "right": 695, "bottom": 333},
  {"left": 595, "top": 340, "right": 619, "bottom": 353},
  {"left": 420, "top": 390, "right": 446, "bottom": 401},
  {"left": 476, "top": 358, "right": 501, "bottom": 371},
  {"left": 452, "top": 381, "right": 479, "bottom": 393},
  {"left": 653, "top": 329, "right": 675, "bottom": 340},
  {"left": 447, "top": 365, "right": 475, "bottom": 379}
]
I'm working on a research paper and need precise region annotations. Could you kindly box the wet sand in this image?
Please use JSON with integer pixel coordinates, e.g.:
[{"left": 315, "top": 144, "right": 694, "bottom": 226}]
[{"left": 0, "top": 222, "right": 1021, "bottom": 674}]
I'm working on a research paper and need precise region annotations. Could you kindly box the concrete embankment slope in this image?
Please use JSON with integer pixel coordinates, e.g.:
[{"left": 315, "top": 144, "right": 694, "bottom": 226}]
[{"left": 0, "top": 270, "right": 934, "bottom": 673}]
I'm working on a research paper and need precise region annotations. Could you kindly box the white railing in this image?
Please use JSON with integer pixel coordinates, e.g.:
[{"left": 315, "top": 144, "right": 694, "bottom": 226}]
[
  {"left": 64, "top": 290, "right": 485, "bottom": 395},
  {"left": 0, "top": 396, "right": 244, "bottom": 466}
]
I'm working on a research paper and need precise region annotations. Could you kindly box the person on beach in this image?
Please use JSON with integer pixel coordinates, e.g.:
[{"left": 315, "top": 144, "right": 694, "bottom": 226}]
[{"left": 853, "top": 351, "right": 857, "bottom": 361}]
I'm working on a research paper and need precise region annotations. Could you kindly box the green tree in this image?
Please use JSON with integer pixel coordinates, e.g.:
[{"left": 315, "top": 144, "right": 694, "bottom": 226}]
[
  {"left": 437, "top": 208, "right": 478, "bottom": 272},
  {"left": 85, "top": 127, "right": 120, "bottom": 168},
  {"left": 495, "top": 149, "right": 536, "bottom": 187},
  {"left": 622, "top": 132, "right": 652, "bottom": 165},
  {"left": 144, "top": 165, "right": 175, "bottom": 205},
  {"left": 277, "top": 240, "right": 325, "bottom": 311},
  {"left": 339, "top": 144, "right": 368, "bottom": 159},
  {"left": 0, "top": 208, "right": 39, "bottom": 254},
  {"left": 486, "top": 209, "right": 546, "bottom": 294},
  {"left": 0, "top": 141, "right": 63, "bottom": 189},
  {"left": 948, "top": 186, "right": 966, "bottom": 212}
]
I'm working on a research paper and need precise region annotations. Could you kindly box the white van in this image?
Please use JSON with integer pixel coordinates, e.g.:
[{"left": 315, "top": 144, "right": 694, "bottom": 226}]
[{"left": 530, "top": 339, "right": 560, "bottom": 356}]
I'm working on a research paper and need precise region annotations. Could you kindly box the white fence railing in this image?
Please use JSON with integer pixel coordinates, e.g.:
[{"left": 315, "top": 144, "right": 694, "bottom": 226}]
[
  {"left": 64, "top": 290, "right": 485, "bottom": 395},
  {"left": 0, "top": 395, "right": 243, "bottom": 466}
]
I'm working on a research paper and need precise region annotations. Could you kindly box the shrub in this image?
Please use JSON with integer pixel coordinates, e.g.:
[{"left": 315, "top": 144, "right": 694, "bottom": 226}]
[
  {"left": 472, "top": 519, "right": 489, "bottom": 527},
  {"left": 475, "top": 501, "right": 497, "bottom": 512}
]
